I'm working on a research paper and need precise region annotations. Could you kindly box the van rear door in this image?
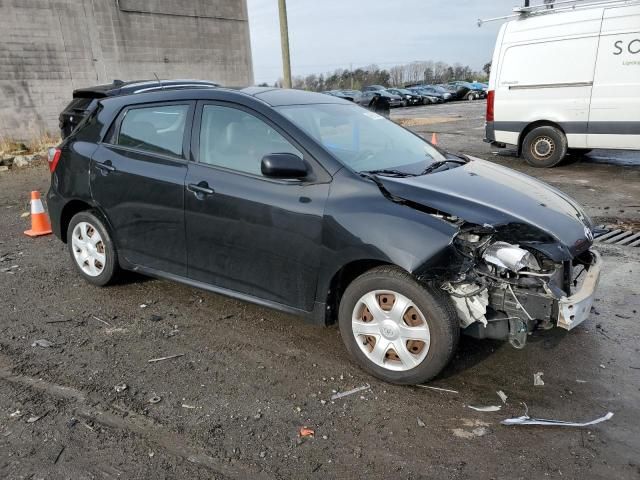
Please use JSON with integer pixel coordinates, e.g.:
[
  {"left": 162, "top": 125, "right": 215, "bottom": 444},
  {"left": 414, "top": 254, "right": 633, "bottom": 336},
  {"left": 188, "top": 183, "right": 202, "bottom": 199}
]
[{"left": 588, "top": 5, "right": 640, "bottom": 149}]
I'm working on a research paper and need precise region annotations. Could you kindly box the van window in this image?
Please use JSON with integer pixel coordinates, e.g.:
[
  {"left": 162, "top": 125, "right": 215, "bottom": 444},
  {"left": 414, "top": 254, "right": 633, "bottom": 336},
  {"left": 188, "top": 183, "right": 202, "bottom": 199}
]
[
  {"left": 199, "top": 105, "right": 302, "bottom": 176},
  {"left": 117, "top": 104, "right": 189, "bottom": 157}
]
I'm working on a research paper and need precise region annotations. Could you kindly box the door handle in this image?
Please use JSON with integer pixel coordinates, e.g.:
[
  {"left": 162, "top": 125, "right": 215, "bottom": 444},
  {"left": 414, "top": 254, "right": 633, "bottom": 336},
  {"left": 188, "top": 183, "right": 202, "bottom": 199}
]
[
  {"left": 96, "top": 161, "right": 115, "bottom": 173},
  {"left": 187, "top": 182, "right": 215, "bottom": 196}
]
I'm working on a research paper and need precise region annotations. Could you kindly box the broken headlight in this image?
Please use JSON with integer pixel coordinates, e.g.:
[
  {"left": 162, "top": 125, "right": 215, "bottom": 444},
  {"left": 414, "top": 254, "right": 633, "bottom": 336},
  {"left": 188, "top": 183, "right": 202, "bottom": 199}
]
[{"left": 482, "top": 241, "right": 540, "bottom": 272}]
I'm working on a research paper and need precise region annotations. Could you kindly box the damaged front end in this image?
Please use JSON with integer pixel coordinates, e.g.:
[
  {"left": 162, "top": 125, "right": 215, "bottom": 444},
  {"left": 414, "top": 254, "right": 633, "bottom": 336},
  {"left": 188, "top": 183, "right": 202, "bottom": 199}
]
[{"left": 440, "top": 224, "right": 602, "bottom": 349}]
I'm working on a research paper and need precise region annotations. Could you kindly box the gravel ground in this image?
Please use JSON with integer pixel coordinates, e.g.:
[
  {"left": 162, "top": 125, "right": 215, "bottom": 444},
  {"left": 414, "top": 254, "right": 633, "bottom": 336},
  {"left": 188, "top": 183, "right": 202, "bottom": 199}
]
[{"left": 1, "top": 101, "right": 639, "bottom": 479}]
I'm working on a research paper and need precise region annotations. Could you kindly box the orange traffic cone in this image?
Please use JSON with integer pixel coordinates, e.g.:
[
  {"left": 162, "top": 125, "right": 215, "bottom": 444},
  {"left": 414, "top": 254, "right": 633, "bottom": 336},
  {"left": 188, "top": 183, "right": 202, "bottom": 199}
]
[
  {"left": 431, "top": 132, "right": 438, "bottom": 145},
  {"left": 24, "top": 191, "right": 52, "bottom": 237}
]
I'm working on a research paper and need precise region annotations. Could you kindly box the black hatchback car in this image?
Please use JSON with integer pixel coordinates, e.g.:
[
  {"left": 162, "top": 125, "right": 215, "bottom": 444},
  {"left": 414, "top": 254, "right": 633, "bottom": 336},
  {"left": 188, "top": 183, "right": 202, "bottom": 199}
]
[{"left": 47, "top": 87, "right": 601, "bottom": 384}]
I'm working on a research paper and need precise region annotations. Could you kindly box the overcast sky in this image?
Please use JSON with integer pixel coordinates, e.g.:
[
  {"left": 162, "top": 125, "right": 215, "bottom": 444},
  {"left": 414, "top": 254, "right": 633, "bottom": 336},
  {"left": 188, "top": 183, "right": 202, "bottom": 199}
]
[{"left": 246, "top": 0, "right": 518, "bottom": 84}]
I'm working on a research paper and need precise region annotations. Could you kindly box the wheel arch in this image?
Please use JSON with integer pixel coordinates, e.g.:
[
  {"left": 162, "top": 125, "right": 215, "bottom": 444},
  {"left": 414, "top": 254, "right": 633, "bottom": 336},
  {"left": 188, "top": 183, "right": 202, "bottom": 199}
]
[
  {"left": 517, "top": 120, "right": 566, "bottom": 157},
  {"left": 323, "top": 259, "right": 396, "bottom": 325},
  {"left": 59, "top": 200, "right": 113, "bottom": 243}
]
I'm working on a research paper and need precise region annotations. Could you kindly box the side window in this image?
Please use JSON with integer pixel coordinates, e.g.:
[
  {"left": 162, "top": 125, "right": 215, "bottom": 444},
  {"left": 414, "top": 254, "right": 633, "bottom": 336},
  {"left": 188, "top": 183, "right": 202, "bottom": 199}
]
[
  {"left": 199, "top": 105, "right": 302, "bottom": 176},
  {"left": 116, "top": 104, "right": 189, "bottom": 157}
]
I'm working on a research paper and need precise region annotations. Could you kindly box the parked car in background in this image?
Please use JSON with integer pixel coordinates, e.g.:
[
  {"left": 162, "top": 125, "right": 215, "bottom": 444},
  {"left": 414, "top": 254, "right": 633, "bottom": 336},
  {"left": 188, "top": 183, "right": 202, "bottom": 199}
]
[
  {"left": 407, "top": 87, "right": 442, "bottom": 104},
  {"left": 322, "top": 90, "right": 356, "bottom": 102},
  {"left": 359, "top": 90, "right": 404, "bottom": 108},
  {"left": 386, "top": 88, "right": 422, "bottom": 106},
  {"left": 59, "top": 79, "right": 220, "bottom": 138},
  {"left": 486, "top": 1, "right": 640, "bottom": 167},
  {"left": 362, "top": 85, "right": 387, "bottom": 92},
  {"left": 448, "top": 81, "right": 486, "bottom": 100},
  {"left": 408, "top": 85, "right": 452, "bottom": 102},
  {"left": 436, "top": 84, "right": 461, "bottom": 100},
  {"left": 47, "top": 87, "right": 601, "bottom": 385},
  {"left": 340, "top": 89, "right": 363, "bottom": 103}
]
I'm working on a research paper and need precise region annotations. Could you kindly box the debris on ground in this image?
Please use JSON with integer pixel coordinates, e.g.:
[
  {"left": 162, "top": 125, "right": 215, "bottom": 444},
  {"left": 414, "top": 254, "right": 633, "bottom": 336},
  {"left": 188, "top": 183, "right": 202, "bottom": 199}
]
[
  {"left": 298, "top": 426, "right": 315, "bottom": 438},
  {"left": 533, "top": 372, "right": 545, "bottom": 386},
  {"left": 31, "top": 339, "right": 54, "bottom": 348},
  {"left": 415, "top": 385, "right": 459, "bottom": 394},
  {"left": 468, "top": 405, "right": 502, "bottom": 412},
  {"left": 91, "top": 315, "right": 111, "bottom": 327},
  {"left": 148, "top": 395, "right": 162, "bottom": 404},
  {"left": 26, "top": 412, "right": 48, "bottom": 423},
  {"left": 9, "top": 410, "right": 23, "bottom": 418},
  {"left": 496, "top": 390, "right": 508, "bottom": 404},
  {"left": 148, "top": 353, "right": 185, "bottom": 363},
  {"left": 502, "top": 411, "right": 613, "bottom": 427},
  {"left": 576, "top": 379, "right": 587, "bottom": 383},
  {"left": 181, "top": 404, "right": 196, "bottom": 409},
  {"left": 54, "top": 445, "right": 65, "bottom": 464},
  {"left": 330, "top": 384, "right": 370, "bottom": 400},
  {"left": 114, "top": 383, "right": 128, "bottom": 393},
  {"left": 417, "top": 417, "right": 426, "bottom": 428},
  {"left": 149, "top": 314, "right": 163, "bottom": 322}
]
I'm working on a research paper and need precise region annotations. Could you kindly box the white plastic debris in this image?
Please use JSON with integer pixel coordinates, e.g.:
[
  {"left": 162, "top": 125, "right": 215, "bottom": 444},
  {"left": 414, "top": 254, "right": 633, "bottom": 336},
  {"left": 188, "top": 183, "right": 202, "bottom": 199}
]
[
  {"left": 533, "top": 372, "right": 545, "bottom": 386},
  {"left": 496, "top": 390, "right": 508, "bottom": 404},
  {"left": 114, "top": 383, "right": 128, "bottom": 393},
  {"left": 417, "top": 417, "right": 426, "bottom": 428},
  {"left": 415, "top": 385, "right": 459, "bottom": 394},
  {"left": 502, "top": 411, "right": 613, "bottom": 427},
  {"left": 330, "top": 384, "right": 370, "bottom": 400},
  {"left": 31, "top": 339, "right": 54, "bottom": 348},
  {"left": 468, "top": 405, "right": 502, "bottom": 412}
]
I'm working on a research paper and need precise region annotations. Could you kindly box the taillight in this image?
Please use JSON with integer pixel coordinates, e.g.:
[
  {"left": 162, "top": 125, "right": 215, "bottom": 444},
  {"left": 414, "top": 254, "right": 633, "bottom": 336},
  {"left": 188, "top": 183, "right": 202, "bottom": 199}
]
[
  {"left": 486, "top": 90, "right": 495, "bottom": 122},
  {"left": 48, "top": 147, "right": 61, "bottom": 173}
]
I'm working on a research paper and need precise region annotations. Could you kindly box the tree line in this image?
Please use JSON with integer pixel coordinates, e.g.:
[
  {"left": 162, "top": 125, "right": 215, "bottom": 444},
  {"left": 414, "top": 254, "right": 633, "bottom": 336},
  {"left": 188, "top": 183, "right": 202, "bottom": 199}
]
[{"left": 267, "top": 61, "right": 491, "bottom": 91}]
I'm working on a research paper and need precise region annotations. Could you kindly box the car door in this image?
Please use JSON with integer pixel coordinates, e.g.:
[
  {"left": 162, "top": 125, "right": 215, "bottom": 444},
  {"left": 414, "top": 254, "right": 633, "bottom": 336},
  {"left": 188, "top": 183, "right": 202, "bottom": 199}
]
[
  {"left": 90, "top": 101, "right": 194, "bottom": 275},
  {"left": 184, "top": 102, "right": 330, "bottom": 311}
]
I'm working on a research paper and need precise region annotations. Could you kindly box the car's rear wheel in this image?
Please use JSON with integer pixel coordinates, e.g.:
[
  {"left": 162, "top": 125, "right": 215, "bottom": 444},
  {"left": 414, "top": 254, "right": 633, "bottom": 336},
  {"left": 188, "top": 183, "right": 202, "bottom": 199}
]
[
  {"left": 522, "top": 126, "right": 568, "bottom": 168},
  {"left": 338, "top": 266, "right": 459, "bottom": 385},
  {"left": 67, "top": 210, "right": 118, "bottom": 286}
]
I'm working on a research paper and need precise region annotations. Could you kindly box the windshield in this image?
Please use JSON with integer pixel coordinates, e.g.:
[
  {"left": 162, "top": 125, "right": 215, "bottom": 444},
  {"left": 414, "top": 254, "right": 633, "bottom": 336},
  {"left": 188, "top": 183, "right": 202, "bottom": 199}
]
[{"left": 277, "top": 103, "right": 445, "bottom": 173}]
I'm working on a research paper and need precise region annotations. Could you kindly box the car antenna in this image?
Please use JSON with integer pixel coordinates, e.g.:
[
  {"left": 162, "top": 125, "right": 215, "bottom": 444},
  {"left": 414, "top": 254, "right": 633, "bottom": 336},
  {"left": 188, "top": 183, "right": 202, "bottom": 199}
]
[{"left": 153, "top": 72, "right": 165, "bottom": 90}]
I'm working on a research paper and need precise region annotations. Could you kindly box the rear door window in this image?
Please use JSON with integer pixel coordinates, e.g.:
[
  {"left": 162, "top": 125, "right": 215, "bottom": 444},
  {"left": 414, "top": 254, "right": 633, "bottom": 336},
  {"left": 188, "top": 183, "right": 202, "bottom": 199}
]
[{"left": 117, "top": 104, "right": 189, "bottom": 158}]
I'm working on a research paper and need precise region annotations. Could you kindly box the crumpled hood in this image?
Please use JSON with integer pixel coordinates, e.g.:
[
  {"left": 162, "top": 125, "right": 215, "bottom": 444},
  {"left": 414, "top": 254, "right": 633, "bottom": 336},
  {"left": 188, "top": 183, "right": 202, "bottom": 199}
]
[{"left": 377, "top": 158, "right": 593, "bottom": 257}]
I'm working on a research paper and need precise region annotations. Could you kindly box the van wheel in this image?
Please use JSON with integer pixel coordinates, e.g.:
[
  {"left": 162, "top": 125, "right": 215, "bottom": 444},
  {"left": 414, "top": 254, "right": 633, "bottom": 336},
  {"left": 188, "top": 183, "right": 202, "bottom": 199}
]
[
  {"left": 338, "top": 266, "right": 459, "bottom": 385},
  {"left": 67, "top": 210, "right": 119, "bottom": 286},
  {"left": 522, "top": 126, "right": 567, "bottom": 168}
]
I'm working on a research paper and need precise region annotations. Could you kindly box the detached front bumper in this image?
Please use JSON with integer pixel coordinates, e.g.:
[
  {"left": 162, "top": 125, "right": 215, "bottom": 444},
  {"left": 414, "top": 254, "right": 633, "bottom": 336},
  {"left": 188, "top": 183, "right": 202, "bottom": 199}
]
[{"left": 557, "top": 250, "right": 602, "bottom": 330}]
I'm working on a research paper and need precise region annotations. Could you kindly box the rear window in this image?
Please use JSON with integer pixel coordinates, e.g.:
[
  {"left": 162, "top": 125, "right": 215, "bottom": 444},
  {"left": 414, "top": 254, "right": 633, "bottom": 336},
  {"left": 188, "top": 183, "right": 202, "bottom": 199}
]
[
  {"left": 63, "top": 97, "right": 94, "bottom": 114},
  {"left": 116, "top": 104, "right": 189, "bottom": 158}
]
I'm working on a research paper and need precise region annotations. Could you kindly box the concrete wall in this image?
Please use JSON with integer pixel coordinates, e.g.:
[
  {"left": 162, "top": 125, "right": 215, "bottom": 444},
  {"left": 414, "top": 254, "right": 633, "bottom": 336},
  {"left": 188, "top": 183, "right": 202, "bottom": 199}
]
[{"left": 0, "top": 0, "right": 253, "bottom": 139}]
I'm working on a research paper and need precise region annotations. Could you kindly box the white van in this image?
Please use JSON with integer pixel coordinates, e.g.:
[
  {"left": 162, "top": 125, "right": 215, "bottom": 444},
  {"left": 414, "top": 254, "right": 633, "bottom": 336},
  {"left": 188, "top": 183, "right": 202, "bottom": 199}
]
[{"left": 485, "top": 0, "right": 640, "bottom": 167}]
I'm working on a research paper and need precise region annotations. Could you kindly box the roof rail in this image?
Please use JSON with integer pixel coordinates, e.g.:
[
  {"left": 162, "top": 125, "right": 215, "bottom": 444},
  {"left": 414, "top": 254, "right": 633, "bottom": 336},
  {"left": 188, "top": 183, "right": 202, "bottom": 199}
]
[{"left": 478, "top": 0, "right": 639, "bottom": 26}]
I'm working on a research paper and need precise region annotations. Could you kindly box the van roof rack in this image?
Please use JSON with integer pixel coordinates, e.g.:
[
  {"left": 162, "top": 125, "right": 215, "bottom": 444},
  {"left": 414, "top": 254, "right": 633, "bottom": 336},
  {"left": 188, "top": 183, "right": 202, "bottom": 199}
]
[{"left": 478, "top": 0, "right": 639, "bottom": 26}]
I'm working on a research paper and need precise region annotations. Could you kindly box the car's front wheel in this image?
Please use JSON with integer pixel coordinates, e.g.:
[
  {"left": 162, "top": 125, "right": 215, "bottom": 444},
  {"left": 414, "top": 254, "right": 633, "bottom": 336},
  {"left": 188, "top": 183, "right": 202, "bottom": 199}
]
[
  {"left": 338, "top": 266, "right": 459, "bottom": 385},
  {"left": 67, "top": 210, "right": 119, "bottom": 286}
]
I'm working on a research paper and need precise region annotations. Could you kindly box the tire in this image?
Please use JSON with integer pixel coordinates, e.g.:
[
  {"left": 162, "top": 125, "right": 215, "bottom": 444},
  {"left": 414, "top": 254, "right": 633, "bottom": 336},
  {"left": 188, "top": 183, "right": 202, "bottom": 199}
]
[
  {"left": 522, "top": 126, "right": 568, "bottom": 168},
  {"left": 466, "top": 92, "right": 475, "bottom": 101},
  {"left": 338, "top": 266, "right": 459, "bottom": 385},
  {"left": 67, "top": 210, "right": 119, "bottom": 286},
  {"left": 401, "top": 100, "right": 408, "bottom": 108}
]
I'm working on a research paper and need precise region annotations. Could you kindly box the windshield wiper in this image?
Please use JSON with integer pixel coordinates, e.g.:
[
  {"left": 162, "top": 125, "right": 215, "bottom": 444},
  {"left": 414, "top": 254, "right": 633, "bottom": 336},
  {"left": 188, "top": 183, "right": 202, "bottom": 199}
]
[
  {"left": 420, "top": 159, "right": 467, "bottom": 175},
  {"left": 360, "top": 169, "right": 416, "bottom": 178}
]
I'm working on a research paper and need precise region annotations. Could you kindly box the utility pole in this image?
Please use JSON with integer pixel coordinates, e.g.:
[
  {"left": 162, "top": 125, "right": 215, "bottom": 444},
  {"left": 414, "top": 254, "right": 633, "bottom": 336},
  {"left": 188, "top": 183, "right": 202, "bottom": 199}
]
[{"left": 278, "top": 0, "right": 292, "bottom": 89}]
